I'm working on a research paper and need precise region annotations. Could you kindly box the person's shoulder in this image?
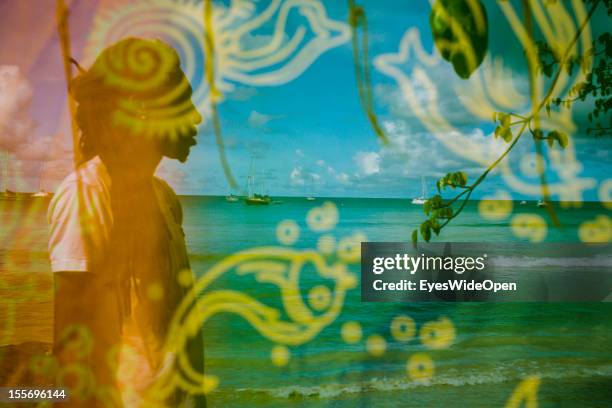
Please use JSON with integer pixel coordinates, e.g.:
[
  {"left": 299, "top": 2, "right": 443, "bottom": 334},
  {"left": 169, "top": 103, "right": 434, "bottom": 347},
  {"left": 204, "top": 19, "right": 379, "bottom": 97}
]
[
  {"left": 153, "top": 177, "right": 180, "bottom": 204},
  {"left": 49, "top": 157, "right": 111, "bottom": 215},
  {"left": 54, "top": 157, "right": 110, "bottom": 194},
  {"left": 153, "top": 177, "right": 183, "bottom": 224},
  {"left": 47, "top": 157, "right": 112, "bottom": 272}
]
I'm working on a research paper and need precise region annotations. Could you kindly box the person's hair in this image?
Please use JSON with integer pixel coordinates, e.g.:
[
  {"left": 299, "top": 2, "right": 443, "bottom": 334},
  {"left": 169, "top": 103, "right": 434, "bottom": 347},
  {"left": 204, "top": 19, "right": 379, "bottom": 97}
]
[{"left": 70, "top": 38, "right": 193, "bottom": 162}]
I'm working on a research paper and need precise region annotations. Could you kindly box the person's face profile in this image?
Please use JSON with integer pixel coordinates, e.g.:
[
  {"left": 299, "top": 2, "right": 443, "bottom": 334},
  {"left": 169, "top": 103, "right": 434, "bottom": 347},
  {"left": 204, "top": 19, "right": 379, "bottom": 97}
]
[
  {"left": 162, "top": 100, "right": 202, "bottom": 163},
  {"left": 156, "top": 73, "right": 202, "bottom": 163},
  {"left": 80, "top": 38, "right": 203, "bottom": 165}
]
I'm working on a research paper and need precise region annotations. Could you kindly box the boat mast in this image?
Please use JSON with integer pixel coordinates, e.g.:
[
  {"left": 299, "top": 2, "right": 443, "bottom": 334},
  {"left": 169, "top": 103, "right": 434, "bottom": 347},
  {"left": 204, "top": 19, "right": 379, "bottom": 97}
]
[
  {"left": 247, "top": 156, "right": 255, "bottom": 198},
  {"left": 38, "top": 160, "right": 46, "bottom": 192},
  {"left": 260, "top": 169, "right": 266, "bottom": 196},
  {"left": 1, "top": 152, "right": 8, "bottom": 192},
  {"left": 421, "top": 176, "right": 427, "bottom": 198}
]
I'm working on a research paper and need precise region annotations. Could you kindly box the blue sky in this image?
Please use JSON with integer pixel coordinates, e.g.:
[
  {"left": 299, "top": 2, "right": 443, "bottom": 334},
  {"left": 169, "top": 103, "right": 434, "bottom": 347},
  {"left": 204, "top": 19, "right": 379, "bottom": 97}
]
[
  {"left": 167, "top": 0, "right": 610, "bottom": 200},
  {"left": 4, "top": 0, "right": 610, "bottom": 200}
]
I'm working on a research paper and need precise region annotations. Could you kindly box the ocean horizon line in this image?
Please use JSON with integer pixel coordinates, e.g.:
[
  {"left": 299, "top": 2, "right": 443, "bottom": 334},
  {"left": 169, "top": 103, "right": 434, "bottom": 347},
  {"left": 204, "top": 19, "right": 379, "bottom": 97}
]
[{"left": 175, "top": 194, "right": 607, "bottom": 204}]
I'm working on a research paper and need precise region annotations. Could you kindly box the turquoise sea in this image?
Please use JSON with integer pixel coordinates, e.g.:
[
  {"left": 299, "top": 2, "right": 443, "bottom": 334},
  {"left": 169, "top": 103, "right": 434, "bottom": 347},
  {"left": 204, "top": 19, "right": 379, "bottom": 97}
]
[{"left": 1, "top": 197, "right": 611, "bottom": 407}]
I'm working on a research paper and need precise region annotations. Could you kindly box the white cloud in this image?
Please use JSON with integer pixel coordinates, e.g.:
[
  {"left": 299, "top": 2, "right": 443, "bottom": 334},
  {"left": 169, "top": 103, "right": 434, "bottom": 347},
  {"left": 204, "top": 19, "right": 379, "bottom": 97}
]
[
  {"left": 0, "top": 65, "right": 35, "bottom": 153},
  {"left": 295, "top": 149, "right": 305, "bottom": 157},
  {"left": 344, "top": 118, "right": 511, "bottom": 197},
  {"left": 247, "top": 110, "right": 276, "bottom": 128},
  {"left": 156, "top": 158, "right": 188, "bottom": 189},
  {"left": 354, "top": 151, "right": 381, "bottom": 175},
  {"left": 289, "top": 165, "right": 322, "bottom": 188},
  {"left": 0, "top": 66, "right": 79, "bottom": 190},
  {"left": 290, "top": 166, "right": 305, "bottom": 186},
  {"left": 14, "top": 134, "right": 71, "bottom": 162},
  {"left": 336, "top": 172, "right": 350, "bottom": 184},
  {"left": 227, "top": 86, "right": 257, "bottom": 101}
]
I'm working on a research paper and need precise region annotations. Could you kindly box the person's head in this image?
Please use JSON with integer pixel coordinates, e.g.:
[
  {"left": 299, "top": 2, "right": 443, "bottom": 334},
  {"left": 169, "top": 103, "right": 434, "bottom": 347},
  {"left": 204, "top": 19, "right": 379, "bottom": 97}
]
[{"left": 71, "top": 38, "right": 202, "bottom": 170}]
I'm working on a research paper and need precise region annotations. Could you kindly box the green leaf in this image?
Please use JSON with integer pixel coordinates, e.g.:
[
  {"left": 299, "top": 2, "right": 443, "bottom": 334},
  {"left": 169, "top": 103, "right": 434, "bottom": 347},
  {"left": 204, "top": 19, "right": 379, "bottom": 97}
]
[
  {"left": 456, "top": 171, "right": 468, "bottom": 186},
  {"left": 422, "top": 224, "right": 432, "bottom": 242},
  {"left": 501, "top": 128, "right": 513, "bottom": 142},
  {"left": 433, "top": 207, "right": 453, "bottom": 219},
  {"left": 442, "top": 207, "right": 453, "bottom": 218},
  {"left": 429, "top": 0, "right": 488, "bottom": 79},
  {"left": 450, "top": 173, "right": 459, "bottom": 186},
  {"left": 411, "top": 229, "right": 418, "bottom": 246},
  {"left": 420, "top": 221, "right": 432, "bottom": 242},
  {"left": 430, "top": 194, "right": 443, "bottom": 208},
  {"left": 494, "top": 126, "right": 502, "bottom": 138},
  {"left": 424, "top": 199, "right": 432, "bottom": 215},
  {"left": 557, "top": 132, "right": 568, "bottom": 148},
  {"left": 430, "top": 218, "right": 441, "bottom": 235},
  {"left": 499, "top": 113, "right": 511, "bottom": 128},
  {"left": 547, "top": 130, "right": 569, "bottom": 148},
  {"left": 546, "top": 130, "right": 557, "bottom": 147},
  {"left": 532, "top": 128, "right": 544, "bottom": 139}
]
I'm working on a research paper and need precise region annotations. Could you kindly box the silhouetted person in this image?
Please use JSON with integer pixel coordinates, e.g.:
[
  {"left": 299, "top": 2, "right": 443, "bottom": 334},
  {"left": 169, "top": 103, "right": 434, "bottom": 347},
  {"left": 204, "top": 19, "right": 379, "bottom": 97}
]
[{"left": 48, "top": 38, "right": 205, "bottom": 407}]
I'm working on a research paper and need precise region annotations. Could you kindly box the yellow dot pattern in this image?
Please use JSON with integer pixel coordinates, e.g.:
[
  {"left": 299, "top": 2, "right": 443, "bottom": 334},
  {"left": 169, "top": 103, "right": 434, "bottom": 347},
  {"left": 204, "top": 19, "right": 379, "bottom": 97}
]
[
  {"left": 407, "top": 352, "right": 434, "bottom": 383},
  {"left": 276, "top": 220, "right": 300, "bottom": 245},
  {"left": 511, "top": 214, "right": 547, "bottom": 242},
  {"left": 366, "top": 334, "right": 387, "bottom": 357},
  {"left": 420, "top": 317, "right": 455, "bottom": 350},
  {"left": 271, "top": 345, "right": 290, "bottom": 367},
  {"left": 341, "top": 321, "right": 363, "bottom": 344},
  {"left": 390, "top": 315, "right": 416, "bottom": 342},
  {"left": 337, "top": 232, "right": 367, "bottom": 263},
  {"left": 479, "top": 191, "right": 513, "bottom": 221},
  {"left": 598, "top": 180, "right": 612, "bottom": 210},
  {"left": 306, "top": 201, "right": 339, "bottom": 232},
  {"left": 308, "top": 285, "right": 332, "bottom": 312},
  {"left": 317, "top": 234, "right": 336, "bottom": 255},
  {"left": 578, "top": 215, "right": 611, "bottom": 243},
  {"left": 147, "top": 282, "right": 164, "bottom": 300}
]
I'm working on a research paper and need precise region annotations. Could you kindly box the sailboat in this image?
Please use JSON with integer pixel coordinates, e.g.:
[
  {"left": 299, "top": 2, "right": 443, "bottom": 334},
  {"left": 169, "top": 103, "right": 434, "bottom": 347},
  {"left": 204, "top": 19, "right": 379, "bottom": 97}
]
[
  {"left": 0, "top": 157, "right": 30, "bottom": 201},
  {"left": 306, "top": 174, "right": 316, "bottom": 201},
  {"left": 225, "top": 193, "right": 240, "bottom": 202},
  {"left": 0, "top": 190, "right": 15, "bottom": 201},
  {"left": 32, "top": 161, "right": 51, "bottom": 198},
  {"left": 536, "top": 199, "right": 548, "bottom": 208},
  {"left": 31, "top": 190, "right": 51, "bottom": 198},
  {"left": 411, "top": 176, "right": 428, "bottom": 205},
  {"left": 245, "top": 157, "right": 271, "bottom": 205},
  {"left": 2, "top": 189, "right": 28, "bottom": 201}
]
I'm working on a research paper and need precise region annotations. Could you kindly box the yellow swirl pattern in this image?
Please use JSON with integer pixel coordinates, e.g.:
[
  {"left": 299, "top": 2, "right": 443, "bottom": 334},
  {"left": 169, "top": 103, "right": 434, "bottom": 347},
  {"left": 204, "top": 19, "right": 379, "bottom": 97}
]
[
  {"left": 85, "top": 0, "right": 351, "bottom": 125},
  {"left": 374, "top": 1, "right": 596, "bottom": 202},
  {"left": 85, "top": 38, "right": 201, "bottom": 141}
]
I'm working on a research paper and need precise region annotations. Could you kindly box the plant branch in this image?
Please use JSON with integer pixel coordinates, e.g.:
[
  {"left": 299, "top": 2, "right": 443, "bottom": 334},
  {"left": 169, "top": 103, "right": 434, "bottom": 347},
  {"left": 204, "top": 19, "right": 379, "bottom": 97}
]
[
  {"left": 523, "top": 0, "right": 559, "bottom": 226},
  {"left": 536, "top": 0, "right": 601, "bottom": 113},
  {"left": 348, "top": 0, "right": 389, "bottom": 144},
  {"left": 413, "top": 0, "right": 602, "bottom": 242},
  {"left": 438, "top": 120, "right": 529, "bottom": 227}
]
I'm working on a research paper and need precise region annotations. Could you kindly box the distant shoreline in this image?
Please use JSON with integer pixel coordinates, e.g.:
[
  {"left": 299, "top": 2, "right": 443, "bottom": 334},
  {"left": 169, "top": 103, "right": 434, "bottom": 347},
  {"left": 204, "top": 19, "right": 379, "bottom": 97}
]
[
  {"left": 174, "top": 195, "right": 608, "bottom": 204},
  {"left": 2, "top": 192, "right": 605, "bottom": 205}
]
